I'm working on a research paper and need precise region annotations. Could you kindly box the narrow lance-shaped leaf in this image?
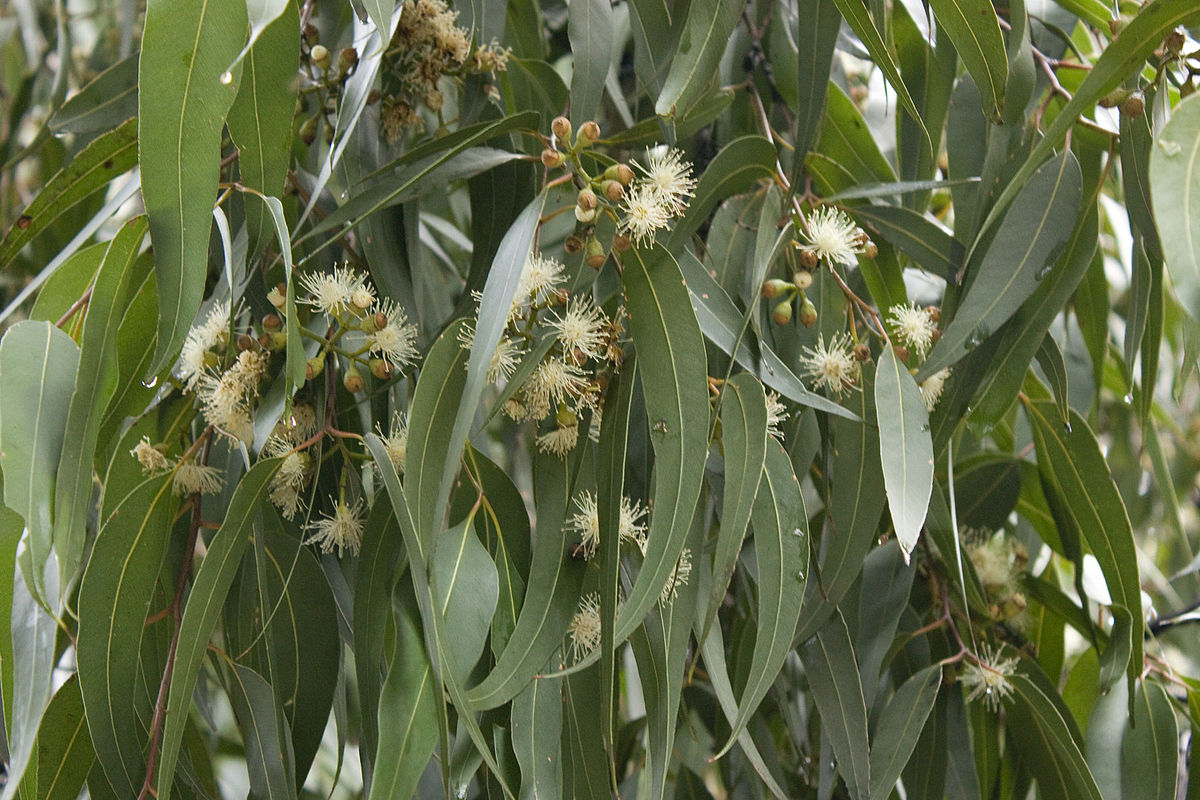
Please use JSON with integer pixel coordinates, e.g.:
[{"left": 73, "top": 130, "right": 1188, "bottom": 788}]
[
  {"left": 53, "top": 217, "right": 149, "bottom": 590},
  {"left": 140, "top": 0, "right": 248, "bottom": 375},
  {"left": 868, "top": 665, "right": 943, "bottom": 800},
  {"left": 32, "top": 674, "right": 95, "bottom": 800},
  {"left": 801, "top": 614, "right": 872, "bottom": 800},
  {"left": 1122, "top": 680, "right": 1178, "bottom": 800},
  {"left": 76, "top": 476, "right": 175, "bottom": 799},
  {"left": 47, "top": 54, "right": 138, "bottom": 135},
  {"left": 511, "top": 669, "right": 563, "bottom": 800},
  {"left": 155, "top": 459, "right": 281, "bottom": 800},
  {"left": 927, "top": 0, "right": 1007, "bottom": 120},
  {"left": 875, "top": 346, "right": 933, "bottom": 563},
  {"left": 1150, "top": 92, "right": 1200, "bottom": 323},
  {"left": 715, "top": 442, "right": 808, "bottom": 757},
  {"left": 0, "top": 118, "right": 138, "bottom": 272},
  {"left": 655, "top": 0, "right": 745, "bottom": 117},
  {"left": 0, "top": 321, "right": 81, "bottom": 602},
  {"left": 568, "top": 0, "right": 613, "bottom": 126},
  {"left": 920, "top": 150, "right": 1082, "bottom": 379}
]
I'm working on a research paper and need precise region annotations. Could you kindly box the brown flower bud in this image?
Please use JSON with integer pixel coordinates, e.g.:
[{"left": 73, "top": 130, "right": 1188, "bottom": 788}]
[
  {"left": 577, "top": 188, "right": 598, "bottom": 211},
  {"left": 237, "top": 334, "right": 255, "bottom": 352},
  {"left": 892, "top": 344, "right": 909, "bottom": 362},
  {"left": 551, "top": 116, "right": 572, "bottom": 140},
  {"left": 799, "top": 298, "right": 817, "bottom": 327},
  {"left": 366, "top": 89, "right": 382, "bottom": 105},
  {"left": 369, "top": 358, "right": 394, "bottom": 380},
  {"left": 305, "top": 355, "right": 325, "bottom": 380},
  {"left": 259, "top": 333, "right": 273, "bottom": 349},
  {"left": 799, "top": 248, "right": 819, "bottom": 269},
  {"left": 343, "top": 369, "right": 364, "bottom": 393},
  {"left": 262, "top": 313, "right": 282, "bottom": 331},
  {"left": 761, "top": 279, "right": 791, "bottom": 299},
  {"left": 564, "top": 234, "right": 584, "bottom": 254},
  {"left": 853, "top": 343, "right": 872, "bottom": 363},
  {"left": 373, "top": 311, "right": 389, "bottom": 331},
  {"left": 927, "top": 305, "right": 941, "bottom": 323},
  {"left": 300, "top": 116, "right": 319, "bottom": 145},
  {"left": 615, "top": 164, "right": 635, "bottom": 185},
  {"left": 1121, "top": 92, "right": 1145, "bottom": 118},
  {"left": 612, "top": 234, "right": 632, "bottom": 252},
  {"left": 772, "top": 300, "right": 793, "bottom": 326},
  {"left": 602, "top": 180, "right": 623, "bottom": 203},
  {"left": 337, "top": 47, "right": 358, "bottom": 77},
  {"left": 303, "top": 23, "right": 319, "bottom": 46},
  {"left": 864, "top": 241, "right": 879, "bottom": 259},
  {"left": 578, "top": 120, "right": 601, "bottom": 143},
  {"left": 792, "top": 270, "right": 814, "bottom": 290},
  {"left": 585, "top": 239, "right": 607, "bottom": 270},
  {"left": 541, "top": 148, "right": 562, "bottom": 168}
]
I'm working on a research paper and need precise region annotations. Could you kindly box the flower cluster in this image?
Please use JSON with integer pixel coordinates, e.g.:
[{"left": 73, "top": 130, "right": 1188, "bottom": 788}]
[
  {"left": 617, "top": 148, "right": 696, "bottom": 245},
  {"left": 965, "top": 528, "right": 1028, "bottom": 621},
  {"left": 379, "top": 0, "right": 509, "bottom": 140},
  {"left": 460, "top": 251, "right": 623, "bottom": 459}
]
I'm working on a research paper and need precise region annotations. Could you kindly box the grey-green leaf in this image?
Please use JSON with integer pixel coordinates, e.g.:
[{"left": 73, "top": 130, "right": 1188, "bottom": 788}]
[
  {"left": 875, "top": 347, "right": 933, "bottom": 563},
  {"left": 868, "top": 665, "right": 943, "bottom": 800},
  {"left": 927, "top": 0, "right": 1007, "bottom": 120},
  {"left": 654, "top": 0, "right": 744, "bottom": 117},
  {"left": 1150, "top": 92, "right": 1200, "bottom": 324},
  {"left": 140, "top": 0, "right": 248, "bottom": 375}
]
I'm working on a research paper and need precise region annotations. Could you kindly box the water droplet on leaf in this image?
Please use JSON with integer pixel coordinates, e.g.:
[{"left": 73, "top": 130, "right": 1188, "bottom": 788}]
[
  {"left": 1063, "top": 421, "right": 1073, "bottom": 434},
  {"left": 142, "top": 376, "right": 158, "bottom": 388},
  {"left": 220, "top": 71, "right": 233, "bottom": 85}
]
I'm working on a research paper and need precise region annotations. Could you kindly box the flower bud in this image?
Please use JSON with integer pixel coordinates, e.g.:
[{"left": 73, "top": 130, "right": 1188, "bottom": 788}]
[
  {"left": 864, "top": 241, "right": 879, "bottom": 259},
  {"left": 892, "top": 344, "right": 909, "bottom": 362},
  {"left": 541, "top": 148, "right": 562, "bottom": 168},
  {"left": 300, "top": 116, "right": 319, "bottom": 145},
  {"left": 268, "top": 283, "right": 287, "bottom": 308},
  {"left": 585, "top": 239, "right": 607, "bottom": 270},
  {"left": 237, "top": 334, "right": 255, "bottom": 352},
  {"left": 575, "top": 205, "right": 597, "bottom": 224},
  {"left": 799, "top": 298, "right": 817, "bottom": 327},
  {"left": 303, "top": 24, "right": 319, "bottom": 46},
  {"left": 556, "top": 405, "right": 578, "bottom": 427},
  {"left": 853, "top": 342, "right": 872, "bottom": 363},
  {"left": 792, "top": 270, "right": 814, "bottom": 290},
  {"left": 564, "top": 234, "right": 584, "bottom": 254},
  {"left": 1099, "top": 87, "right": 1131, "bottom": 108},
  {"left": 369, "top": 358, "right": 394, "bottom": 380},
  {"left": 798, "top": 247, "right": 819, "bottom": 269},
  {"left": 262, "top": 313, "right": 282, "bottom": 331},
  {"left": 551, "top": 116, "right": 572, "bottom": 140},
  {"left": 577, "top": 188, "right": 598, "bottom": 211},
  {"left": 1121, "top": 92, "right": 1145, "bottom": 118},
  {"left": 310, "top": 44, "right": 331, "bottom": 70},
  {"left": 927, "top": 305, "right": 941, "bottom": 323},
  {"left": 343, "top": 368, "right": 364, "bottom": 393},
  {"left": 577, "top": 120, "right": 601, "bottom": 144},
  {"left": 761, "top": 279, "right": 791, "bottom": 299},
  {"left": 268, "top": 332, "right": 288, "bottom": 350},
  {"left": 612, "top": 233, "right": 632, "bottom": 252},
  {"left": 602, "top": 180, "right": 623, "bottom": 202},
  {"left": 305, "top": 354, "right": 325, "bottom": 380},
  {"left": 338, "top": 47, "right": 358, "bottom": 77},
  {"left": 772, "top": 300, "right": 793, "bottom": 326},
  {"left": 259, "top": 333, "right": 274, "bottom": 349},
  {"left": 373, "top": 310, "right": 389, "bottom": 331},
  {"left": 366, "top": 89, "right": 382, "bottom": 105}
]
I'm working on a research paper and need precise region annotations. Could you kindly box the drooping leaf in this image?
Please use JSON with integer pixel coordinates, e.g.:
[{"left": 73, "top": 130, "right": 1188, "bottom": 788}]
[
  {"left": 802, "top": 614, "right": 872, "bottom": 800},
  {"left": 226, "top": 663, "right": 296, "bottom": 800},
  {"left": 875, "top": 346, "right": 934, "bottom": 563},
  {"left": 432, "top": 517, "right": 500, "bottom": 684},
  {"left": 48, "top": 55, "right": 138, "bottom": 135},
  {"left": 0, "top": 321, "right": 81, "bottom": 600},
  {"left": 927, "top": 0, "right": 1007, "bottom": 120},
  {"left": 920, "top": 150, "right": 1083, "bottom": 378},
  {"left": 868, "top": 665, "right": 943, "bottom": 800},
  {"left": 655, "top": 0, "right": 744, "bottom": 117},
  {"left": 33, "top": 675, "right": 95, "bottom": 800},
  {"left": 568, "top": 0, "right": 613, "bottom": 126},
  {"left": 1122, "top": 680, "right": 1179, "bottom": 800},
  {"left": 1150, "top": 92, "right": 1200, "bottom": 323}
]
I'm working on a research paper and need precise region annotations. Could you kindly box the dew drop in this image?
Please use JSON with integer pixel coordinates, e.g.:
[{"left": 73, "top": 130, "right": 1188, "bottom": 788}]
[
  {"left": 220, "top": 71, "right": 233, "bottom": 85},
  {"left": 1036, "top": 264, "right": 1054, "bottom": 280},
  {"left": 288, "top": 415, "right": 298, "bottom": 427},
  {"left": 966, "top": 327, "right": 988, "bottom": 349},
  {"left": 1123, "top": 393, "right": 1134, "bottom": 405},
  {"left": 792, "top": 528, "right": 804, "bottom": 538},
  {"left": 796, "top": 571, "right": 805, "bottom": 581},
  {"left": 985, "top": 687, "right": 993, "bottom": 695},
  {"left": 1063, "top": 421, "right": 1073, "bottom": 434},
  {"left": 142, "top": 376, "right": 158, "bottom": 388}
]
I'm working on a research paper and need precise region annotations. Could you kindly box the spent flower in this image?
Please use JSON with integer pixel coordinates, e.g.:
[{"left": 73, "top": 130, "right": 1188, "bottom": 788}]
[
  {"left": 567, "top": 593, "right": 602, "bottom": 662},
  {"left": 304, "top": 497, "right": 366, "bottom": 557},
  {"left": 920, "top": 368, "right": 951, "bottom": 412}
]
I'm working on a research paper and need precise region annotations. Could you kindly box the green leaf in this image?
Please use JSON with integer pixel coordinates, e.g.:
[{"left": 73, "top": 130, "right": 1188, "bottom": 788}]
[
  {"left": 927, "top": 0, "right": 1007, "bottom": 120},
  {"left": 969, "top": 201, "right": 1099, "bottom": 427},
  {"left": 875, "top": 346, "right": 934, "bottom": 563},
  {"left": 976, "top": 0, "right": 1200, "bottom": 259},
  {"left": 227, "top": 2, "right": 299, "bottom": 261},
  {"left": 372, "top": 585, "right": 439, "bottom": 800},
  {"left": 677, "top": 249, "right": 855, "bottom": 418},
  {"left": 33, "top": 675, "right": 95, "bottom": 800},
  {"left": 1009, "top": 662, "right": 1104, "bottom": 800},
  {"left": 53, "top": 217, "right": 149, "bottom": 589},
  {"left": 0, "top": 321, "right": 81, "bottom": 601},
  {"left": 358, "top": 0, "right": 398, "bottom": 40},
  {"left": 568, "top": 0, "right": 613, "bottom": 126},
  {"left": 0, "top": 118, "right": 137, "bottom": 273},
  {"left": 355, "top": 501, "right": 404, "bottom": 766},
  {"left": 869, "top": 665, "right": 943, "bottom": 800},
  {"left": 794, "top": 374, "right": 885, "bottom": 643},
  {"left": 668, "top": 136, "right": 777, "bottom": 250},
  {"left": 226, "top": 663, "right": 296, "bottom": 800},
  {"left": 655, "top": 0, "right": 744, "bottom": 117},
  {"left": 791, "top": 0, "right": 841, "bottom": 162},
  {"left": 853, "top": 205, "right": 964, "bottom": 282},
  {"left": 802, "top": 613, "right": 872, "bottom": 800},
  {"left": 432, "top": 518, "right": 500, "bottom": 684},
  {"left": 48, "top": 54, "right": 138, "bottom": 135},
  {"left": 155, "top": 458, "right": 281, "bottom": 800},
  {"left": 612, "top": 244, "right": 709, "bottom": 643},
  {"left": 1025, "top": 400, "right": 1142, "bottom": 685},
  {"left": 140, "top": 0, "right": 248, "bottom": 375},
  {"left": 826, "top": 0, "right": 929, "bottom": 146},
  {"left": 76, "top": 475, "right": 175, "bottom": 799},
  {"left": 920, "top": 150, "right": 1083, "bottom": 379},
  {"left": 1036, "top": 337, "right": 1071, "bottom": 426},
  {"left": 716, "top": 442, "right": 808, "bottom": 756},
  {"left": 1150, "top": 92, "right": 1200, "bottom": 323},
  {"left": 1122, "top": 681, "right": 1178, "bottom": 800},
  {"left": 511, "top": 670, "right": 563, "bottom": 800},
  {"left": 698, "top": 373, "right": 767, "bottom": 645},
  {"left": 808, "top": 84, "right": 897, "bottom": 195}
]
